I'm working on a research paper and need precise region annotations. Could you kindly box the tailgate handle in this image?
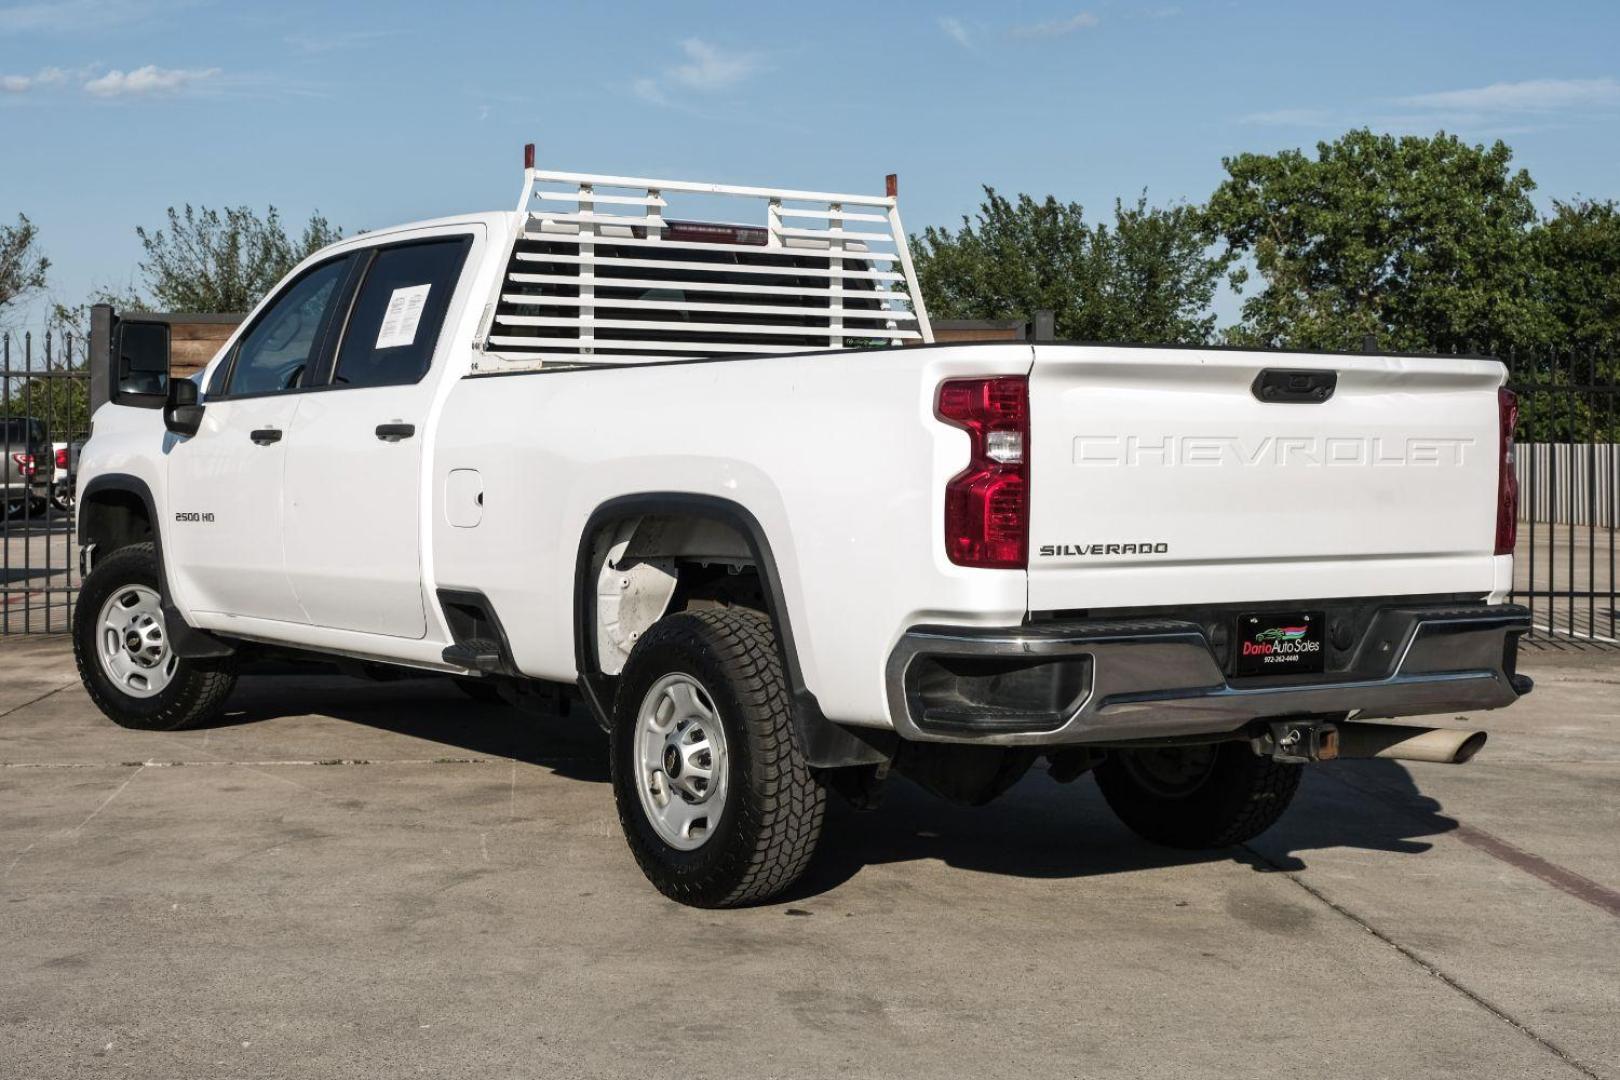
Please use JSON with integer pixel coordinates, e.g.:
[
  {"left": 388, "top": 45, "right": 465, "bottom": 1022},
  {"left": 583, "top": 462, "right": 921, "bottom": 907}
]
[{"left": 1253, "top": 368, "right": 1337, "bottom": 404}]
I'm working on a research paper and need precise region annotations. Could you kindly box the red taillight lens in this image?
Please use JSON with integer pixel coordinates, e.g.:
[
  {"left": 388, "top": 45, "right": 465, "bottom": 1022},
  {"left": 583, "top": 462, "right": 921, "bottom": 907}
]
[
  {"left": 938, "top": 376, "right": 1029, "bottom": 569},
  {"left": 1495, "top": 388, "right": 1518, "bottom": 556},
  {"left": 55, "top": 448, "right": 68, "bottom": 469},
  {"left": 11, "top": 453, "right": 35, "bottom": 478}
]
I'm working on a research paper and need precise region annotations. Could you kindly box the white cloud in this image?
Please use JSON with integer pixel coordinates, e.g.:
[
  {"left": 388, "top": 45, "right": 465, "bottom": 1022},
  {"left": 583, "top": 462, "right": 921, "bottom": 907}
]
[
  {"left": 1239, "top": 76, "right": 1620, "bottom": 135},
  {"left": 1397, "top": 77, "right": 1620, "bottom": 113},
  {"left": 285, "top": 29, "right": 403, "bottom": 55},
  {"left": 0, "top": 0, "right": 174, "bottom": 33},
  {"left": 668, "top": 38, "right": 760, "bottom": 91},
  {"left": 631, "top": 38, "right": 760, "bottom": 108},
  {"left": 1012, "top": 12, "right": 1099, "bottom": 38},
  {"left": 939, "top": 16, "right": 972, "bottom": 48},
  {"left": 631, "top": 77, "right": 669, "bottom": 107},
  {"left": 1, "top": 65, "right": 79, "bottom": 93},
  {"left": 83, "top": 64, "right": 220, "bottom": 97}
]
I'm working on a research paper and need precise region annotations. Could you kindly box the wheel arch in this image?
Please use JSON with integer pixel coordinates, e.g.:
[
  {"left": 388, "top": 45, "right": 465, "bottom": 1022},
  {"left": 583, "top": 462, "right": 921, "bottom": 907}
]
[
  {"left": 573, "top": 493, "right": 892, "bottom": 769},
  {"left": 76, "top": 473, "right": 234, "bottom": 659},
  {"left": 78, "top": 473, "right": 159, "bottom": 564}
]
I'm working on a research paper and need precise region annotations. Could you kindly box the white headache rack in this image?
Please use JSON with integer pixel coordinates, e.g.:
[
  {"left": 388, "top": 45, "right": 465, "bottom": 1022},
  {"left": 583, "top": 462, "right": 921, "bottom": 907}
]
[{"left": 477, "top": 146, "right": 933, "bottom": 368}]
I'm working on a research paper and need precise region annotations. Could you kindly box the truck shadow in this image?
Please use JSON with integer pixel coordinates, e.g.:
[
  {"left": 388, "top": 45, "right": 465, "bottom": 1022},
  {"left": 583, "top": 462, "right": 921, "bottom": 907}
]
[
  {"left": 212, "top": 669, "right": 610, "bottom": 782},
  {"left": 786, "top": 757, "right": 1457, "bottom": 900},
  {"left": 213, "top": 668, "right": 1460, "bottom": 894}
]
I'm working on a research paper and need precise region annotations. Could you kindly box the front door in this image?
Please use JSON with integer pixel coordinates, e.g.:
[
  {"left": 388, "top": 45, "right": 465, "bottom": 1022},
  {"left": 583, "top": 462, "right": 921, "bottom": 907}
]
[
  {"left": 281, "top": 234, "right": 474, "bottom": 639},
  {"left": 164, "top": 254, "right": 355, "bottom": 624}
]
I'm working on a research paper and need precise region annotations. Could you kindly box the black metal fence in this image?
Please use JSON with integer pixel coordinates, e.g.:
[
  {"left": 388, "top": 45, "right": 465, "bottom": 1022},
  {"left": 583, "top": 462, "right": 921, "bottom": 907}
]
[
  {"left": 1507, "top": 350, "right": 1620, "bottom": 647},
  {"left": 0, "top": 334, "right": 1616, "bottom": 643},
  {"left": 2, "top": 330, "right": 89, "bottom": 635}
]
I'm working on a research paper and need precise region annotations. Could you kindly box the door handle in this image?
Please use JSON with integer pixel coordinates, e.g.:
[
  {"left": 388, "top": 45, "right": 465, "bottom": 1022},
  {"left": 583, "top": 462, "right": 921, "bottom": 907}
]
[
  {"left": 250, "top": 428, "right": 283, "bottom": 445},
  {"left": 375, "top": 423, "right": 416, "bottom": 442}
]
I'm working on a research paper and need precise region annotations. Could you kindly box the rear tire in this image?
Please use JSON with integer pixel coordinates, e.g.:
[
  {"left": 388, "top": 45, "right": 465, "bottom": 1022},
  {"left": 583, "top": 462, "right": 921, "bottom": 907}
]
[
  {"left": 73, "top": 542, "right": 237, "bottom": 731},
  {"left": 1094, "top": 742, "right": 1301, "bottom": 849},
  {"left": 610, "top": 608, "right": 825, "bottom": 907}
]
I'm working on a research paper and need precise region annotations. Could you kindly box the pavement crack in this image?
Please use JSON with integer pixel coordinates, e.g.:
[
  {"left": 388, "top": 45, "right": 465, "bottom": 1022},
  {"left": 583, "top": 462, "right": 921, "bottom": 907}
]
[
  {"left": 0, "top": 680, "right": 73, "bottom": 720},
  {"left": 1239, "top": 844, "right": 1606, "bottom": 1080},
  {"left": 1323, "top": 766, "right": 1620, "bottom": 920},
  {"left": 4, "top": 764, "right": 146, "bottom": 880}
]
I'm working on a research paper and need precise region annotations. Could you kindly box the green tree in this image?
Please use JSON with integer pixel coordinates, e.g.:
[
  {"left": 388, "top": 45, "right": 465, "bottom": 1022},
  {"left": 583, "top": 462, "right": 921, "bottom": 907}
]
[
  {"left": 1530, "top": 198, "right": 1620, "bottom": 356},
  {"left": 1206, "top": 130, "right": 1542, "bottom": 353},
  {"left": 0, "top": 214, "right": 50, "bottom": 317},
  {"left": 131, "top": 205, "right": 343, "bottom": 313},
  {"left": 908, "top": 188, "right": 1228, "bottom": 344}
]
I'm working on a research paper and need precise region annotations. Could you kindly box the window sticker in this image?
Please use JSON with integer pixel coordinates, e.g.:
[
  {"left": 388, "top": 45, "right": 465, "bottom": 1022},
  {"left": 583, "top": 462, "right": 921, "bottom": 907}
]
[{"left": 375, "top": 284, "right": 432, "bottom": 349}]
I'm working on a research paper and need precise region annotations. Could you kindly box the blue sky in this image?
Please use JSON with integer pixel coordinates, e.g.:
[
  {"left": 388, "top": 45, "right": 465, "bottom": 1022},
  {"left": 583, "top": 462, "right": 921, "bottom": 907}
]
[{"left": 3, "top": 0, "right": 1619, "bottom": 326}]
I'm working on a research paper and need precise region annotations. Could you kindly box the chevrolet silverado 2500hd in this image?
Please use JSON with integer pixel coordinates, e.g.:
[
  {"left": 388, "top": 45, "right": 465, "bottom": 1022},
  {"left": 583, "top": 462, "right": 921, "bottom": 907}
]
[{"left": 73, "top": 153, "right": 1532, "bottom": 907}]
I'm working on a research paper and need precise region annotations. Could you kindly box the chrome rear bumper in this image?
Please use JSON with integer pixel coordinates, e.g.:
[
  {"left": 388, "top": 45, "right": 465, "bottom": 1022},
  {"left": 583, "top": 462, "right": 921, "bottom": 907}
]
[{"left": 886, "top": 603, "right": 1531, "bottom": 747}]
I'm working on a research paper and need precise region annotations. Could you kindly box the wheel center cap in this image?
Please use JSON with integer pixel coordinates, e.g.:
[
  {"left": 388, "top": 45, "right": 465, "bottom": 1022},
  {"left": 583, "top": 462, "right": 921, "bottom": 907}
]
[
  {"left": 663, "top": 745, "right": 682, "bottom": 778},
  {"left": 125, "top": 631, "right": 141, "bottom": 651}
]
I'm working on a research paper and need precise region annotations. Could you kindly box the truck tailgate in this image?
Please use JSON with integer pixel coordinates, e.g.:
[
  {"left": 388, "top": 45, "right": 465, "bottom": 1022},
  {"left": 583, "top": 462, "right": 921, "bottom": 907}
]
[{"left": 1026, "top": 346, "right": 1507, "bottom": 612}]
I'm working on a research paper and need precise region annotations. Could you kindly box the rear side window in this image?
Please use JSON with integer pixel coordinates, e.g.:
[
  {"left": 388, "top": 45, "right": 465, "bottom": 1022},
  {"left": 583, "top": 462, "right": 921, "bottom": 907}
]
[
  {"left": 2, "top": 419, "right": 45, "bottom": 445},
  {"left": 228, "top": 256, "right": 351, "bottom": 396},
  {"left": 332, "top": 238, "right": 470, "bottom": 389}
]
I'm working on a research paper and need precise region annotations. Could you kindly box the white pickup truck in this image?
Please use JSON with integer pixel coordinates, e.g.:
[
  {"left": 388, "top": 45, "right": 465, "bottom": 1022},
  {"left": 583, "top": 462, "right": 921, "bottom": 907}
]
[{"left": 74, "top": 152, "right": 1532, "bottom": 907}]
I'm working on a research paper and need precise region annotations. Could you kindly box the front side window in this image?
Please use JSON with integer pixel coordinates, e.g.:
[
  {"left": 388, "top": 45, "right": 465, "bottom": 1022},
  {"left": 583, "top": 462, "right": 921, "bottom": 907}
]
[
  {"left": 332, "top": 238, "right": 470, "bottom": 389},
  {"left": 227, "top": 256, "right": 351, "bottom": 396}
]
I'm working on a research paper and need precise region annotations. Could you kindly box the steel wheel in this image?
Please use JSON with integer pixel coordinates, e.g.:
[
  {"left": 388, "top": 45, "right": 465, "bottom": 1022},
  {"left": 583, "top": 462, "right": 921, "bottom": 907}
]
[
  {"left": 634, "top": 672, "right": 729, "bottom": 851},
  {"left": 95, "top": 584, "right": 177, "bottom": 699},
  {"left": 1117, "top": 744, "right": 1219, "bottom": 799}
]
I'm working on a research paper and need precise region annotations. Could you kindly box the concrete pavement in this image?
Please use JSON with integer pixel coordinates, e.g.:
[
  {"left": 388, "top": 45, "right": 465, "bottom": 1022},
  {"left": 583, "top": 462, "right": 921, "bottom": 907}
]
[{"left": 1, "top": 638, "right": 1617, "bottom": 1079}]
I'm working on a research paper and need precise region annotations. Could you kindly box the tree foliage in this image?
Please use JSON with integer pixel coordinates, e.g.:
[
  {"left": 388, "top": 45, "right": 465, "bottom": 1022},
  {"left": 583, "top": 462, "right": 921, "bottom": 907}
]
[
  {"left": 1206, "top": 130, "right": 1543, "bottom": 353},
  {"left": 908, "top": 188, "right": 1228, "bottom": 344},
  {"left": 0, "top": 214, "right": 50, "bottom": 316},
  {"left": 1530, "top": 198, "right": 1620, "bottom": 356},
  {"left": 132, "top": 205, "right": 343, "bottom": 313}
]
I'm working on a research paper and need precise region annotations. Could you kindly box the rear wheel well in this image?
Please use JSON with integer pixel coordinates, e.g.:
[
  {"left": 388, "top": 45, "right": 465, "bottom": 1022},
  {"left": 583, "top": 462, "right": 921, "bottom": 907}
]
[
  {"left": 586, "top": 512, "right": 765, "bottom": 679},
  {"left": 575, "top": 497, "right": 894, "bottom": 770}
]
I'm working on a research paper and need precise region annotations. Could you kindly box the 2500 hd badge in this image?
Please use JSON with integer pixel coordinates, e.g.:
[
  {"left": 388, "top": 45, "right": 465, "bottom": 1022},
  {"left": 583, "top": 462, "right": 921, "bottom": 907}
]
[{"left": 1038, "top": 541, "right": 1170, "bottom": 557}]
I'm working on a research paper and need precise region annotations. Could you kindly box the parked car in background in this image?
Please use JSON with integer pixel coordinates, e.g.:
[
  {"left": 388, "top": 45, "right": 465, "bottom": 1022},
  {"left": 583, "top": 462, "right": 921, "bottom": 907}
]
[
  {"left": 50, "top": 439, "right": 83, "bottom": 512},
  {"left": 2, "top": 416, "right": 50, "bottom": 517}
]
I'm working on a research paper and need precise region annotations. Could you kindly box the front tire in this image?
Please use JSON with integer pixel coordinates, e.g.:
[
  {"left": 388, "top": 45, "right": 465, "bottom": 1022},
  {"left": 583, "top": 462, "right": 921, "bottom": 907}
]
[
  {"left": 610, "top": 609, "right": 825, "bottom": 907},
  {"left": 1094, "top": 742, "right": 1301, "bottom": 849},
  {"left": 73, "top": 542, "right": 237, "bottom": 731}
]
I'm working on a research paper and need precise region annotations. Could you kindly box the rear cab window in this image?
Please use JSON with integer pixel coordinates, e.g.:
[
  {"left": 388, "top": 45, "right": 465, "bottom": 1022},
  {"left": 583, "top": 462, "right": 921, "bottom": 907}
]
[{"left": 331, "top": 238, "right": 472, "bottom": 389}]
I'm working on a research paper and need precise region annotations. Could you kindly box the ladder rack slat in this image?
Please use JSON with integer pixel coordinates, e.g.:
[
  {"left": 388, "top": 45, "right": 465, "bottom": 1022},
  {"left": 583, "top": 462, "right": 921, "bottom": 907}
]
[
  {"left": 485, "top": 156, "right": 934, "bottom": 364},
  {"left": 500, "top": 293, "right": 917, "bottom": 321},
  {"left": 511, "top": 250, "right": 904, "bottom": 282}
]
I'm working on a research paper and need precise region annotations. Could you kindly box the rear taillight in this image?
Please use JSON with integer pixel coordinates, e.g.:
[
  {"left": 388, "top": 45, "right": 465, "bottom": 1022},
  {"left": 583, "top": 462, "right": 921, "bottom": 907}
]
[
  {"left": 1495, "top": 388, "right": 1518, "bottom": 556},
  {"left": 11, "top": 453, "right": 35, "bottom": 478},
  {"left": 937, "top": 376, "right": 1029, "bottom": 569},
  {"left": 55, "top": 447, "right": 68, "bottom": 470}
]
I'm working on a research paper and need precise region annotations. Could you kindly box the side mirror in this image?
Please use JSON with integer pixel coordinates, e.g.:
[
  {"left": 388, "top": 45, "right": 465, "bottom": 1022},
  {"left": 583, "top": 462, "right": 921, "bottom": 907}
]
[
  {"left": 164, "top": 377, "right": 205, "bottom": 437},
  {"left": 113, "top": 319, "right": 171, "bottom": 407}
]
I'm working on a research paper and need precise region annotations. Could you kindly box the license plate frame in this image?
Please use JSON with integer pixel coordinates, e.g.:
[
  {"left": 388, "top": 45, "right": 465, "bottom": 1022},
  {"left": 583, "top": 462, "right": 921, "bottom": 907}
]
[{"left": 1233, "top": 611, "right": 1326, "bottom": 678}]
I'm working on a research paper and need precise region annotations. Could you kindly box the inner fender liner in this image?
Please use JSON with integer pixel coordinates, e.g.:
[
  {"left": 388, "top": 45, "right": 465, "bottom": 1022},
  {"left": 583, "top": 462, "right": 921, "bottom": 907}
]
[{"left": 574, "top": 493, "right": 895, "bottom": 770}]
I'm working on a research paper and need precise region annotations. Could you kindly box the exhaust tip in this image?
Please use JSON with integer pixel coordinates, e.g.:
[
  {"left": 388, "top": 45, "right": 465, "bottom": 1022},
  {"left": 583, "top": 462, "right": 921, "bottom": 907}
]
[
  {"left": 1452, "top": 730, "right": 1488, "bottom": 764},
  {"left": 1334, "top": 722, "right": 1490, "bottom": 764}
]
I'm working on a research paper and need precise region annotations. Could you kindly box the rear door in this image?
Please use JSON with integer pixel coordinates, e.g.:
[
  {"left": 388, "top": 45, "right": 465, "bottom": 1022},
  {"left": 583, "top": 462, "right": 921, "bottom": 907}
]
[
  {"left": 280, "top": 232, "right": 476, "bottom": 638},
  {"left": 1025, "top": 346, "right": 1506, "bottom": 612}
]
